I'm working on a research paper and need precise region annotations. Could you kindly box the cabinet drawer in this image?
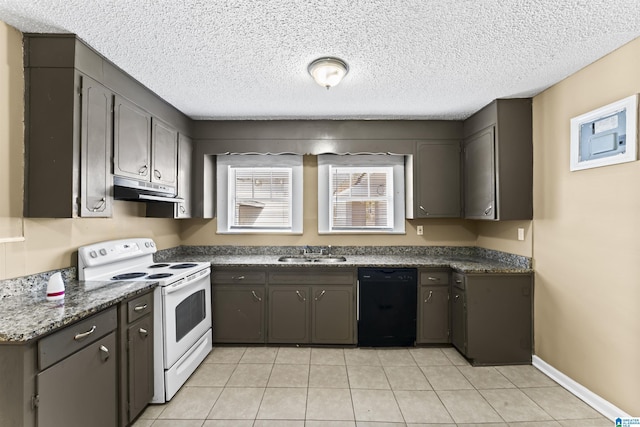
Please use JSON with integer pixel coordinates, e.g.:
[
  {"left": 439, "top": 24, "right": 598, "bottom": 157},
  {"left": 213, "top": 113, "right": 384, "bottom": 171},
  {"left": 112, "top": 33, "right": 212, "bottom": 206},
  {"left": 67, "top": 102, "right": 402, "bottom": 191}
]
[
  {"left": 269, "top": 268, "right": 356, "bottom": 285},
  {"left": 128, "top": 291, "right": 154, "bottom": 323},
  {"left": 419, "top": 270, "right": 450, "bottom": 285},
  {"left": 39, "top": 307, "right": 117, "bottom": 370},
  {"left": 452, "top": 272, "right": 466, "bottom": 290},
  {"left": 212, "top": 269, "right": 266, "bottom": 285}
]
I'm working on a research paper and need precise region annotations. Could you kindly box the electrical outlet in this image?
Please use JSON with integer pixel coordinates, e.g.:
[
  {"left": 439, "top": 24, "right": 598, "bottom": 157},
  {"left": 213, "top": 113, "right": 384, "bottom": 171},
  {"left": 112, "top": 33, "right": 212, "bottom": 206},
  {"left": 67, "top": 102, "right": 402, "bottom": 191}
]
[
  {"left": 417, "top": 225, "right": 424, "bottom": 236},
  {"left": 517, "top": 228, "right": 525, "bottom": 241}
]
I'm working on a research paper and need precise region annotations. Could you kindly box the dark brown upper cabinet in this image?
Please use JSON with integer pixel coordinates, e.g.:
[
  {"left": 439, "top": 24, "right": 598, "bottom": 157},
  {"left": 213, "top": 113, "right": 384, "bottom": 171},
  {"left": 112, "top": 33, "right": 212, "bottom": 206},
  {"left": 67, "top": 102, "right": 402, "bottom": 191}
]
[{"left": 414, "top": 140, "right": 462, "bottom": 218}]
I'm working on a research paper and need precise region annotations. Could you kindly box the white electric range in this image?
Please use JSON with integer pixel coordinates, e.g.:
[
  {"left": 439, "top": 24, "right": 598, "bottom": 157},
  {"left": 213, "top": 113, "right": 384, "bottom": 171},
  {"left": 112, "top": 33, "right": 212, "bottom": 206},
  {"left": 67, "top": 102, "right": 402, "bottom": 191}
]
[{"left": 78, "top": 238, "right": 212, "bottom": 403}]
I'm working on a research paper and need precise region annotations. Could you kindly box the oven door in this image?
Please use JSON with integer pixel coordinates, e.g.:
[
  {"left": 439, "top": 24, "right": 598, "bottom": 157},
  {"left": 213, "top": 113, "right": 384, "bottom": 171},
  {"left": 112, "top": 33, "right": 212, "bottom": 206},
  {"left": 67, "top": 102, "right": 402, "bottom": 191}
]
[{"left": 162, "top": 270, "right": 211, "bottom": 369}]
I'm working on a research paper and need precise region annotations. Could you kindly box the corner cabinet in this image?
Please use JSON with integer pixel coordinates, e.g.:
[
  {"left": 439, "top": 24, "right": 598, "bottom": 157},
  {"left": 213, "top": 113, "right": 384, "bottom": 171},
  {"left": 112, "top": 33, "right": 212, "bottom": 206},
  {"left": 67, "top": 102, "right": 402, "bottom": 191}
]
[
  {"left": 24, "top": 65, "right": 113, "bottom": 217},
  {"left": 414, "top": 141, "right": 462, "bottom": 218},
  {"left": 463, "top": 98, "right": 532, "bottom": 220},
  {"left": 451, "top": 272, "right": 533, "bottom": 365},
  {"left": 416, "top": 270, "right": 450, "bottom": 344}
]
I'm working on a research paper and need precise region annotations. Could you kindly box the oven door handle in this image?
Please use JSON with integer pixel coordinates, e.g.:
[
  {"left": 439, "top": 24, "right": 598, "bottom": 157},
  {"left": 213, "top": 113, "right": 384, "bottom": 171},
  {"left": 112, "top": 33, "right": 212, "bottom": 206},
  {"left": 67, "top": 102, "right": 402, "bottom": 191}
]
[{"left": 164, "top": 278, "right": 190, "bottom": 295}]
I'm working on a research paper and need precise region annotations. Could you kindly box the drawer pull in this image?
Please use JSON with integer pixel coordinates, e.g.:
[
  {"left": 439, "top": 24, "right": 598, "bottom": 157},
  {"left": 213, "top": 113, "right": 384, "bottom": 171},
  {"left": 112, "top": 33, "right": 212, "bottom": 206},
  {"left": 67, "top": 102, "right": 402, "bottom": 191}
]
[
  {"left": 427, "top": 276, "right": 440, "bottom": 282},
  {"left": 134, "top": 304, "right": 148, "bottom": 312},
  {"left": 296, "top": 290, "right": 306, "bottom": 302},
  {"left": 425, "top": 290, "right": 433, "bottom": 303},
  {"left": 139, "top": 328, "right": 148, "bottom": 337},
  {"left": 74, "top": 325, "right": 97, "bottom": 341},
  {"left": 233, "top": 276, "right": 245, "bottom": 280},
  {"left": 99, "top": 345, "right": 110, "bottom": 362},
  {"left": 315, "top": 290, "right": 326, "bottom": 301},
  {"left": 455, "top": 279, "right": 463, "bottom": 284},
  {"left": 251, "top": 291, "right": 262, "bottom": 302}
]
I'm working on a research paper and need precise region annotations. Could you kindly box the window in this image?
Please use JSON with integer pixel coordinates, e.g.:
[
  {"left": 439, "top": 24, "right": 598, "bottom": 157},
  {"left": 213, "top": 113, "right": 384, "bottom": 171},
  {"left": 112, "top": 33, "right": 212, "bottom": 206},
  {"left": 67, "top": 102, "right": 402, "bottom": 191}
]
[
  {"left": 217, "top": 154, "right": 303, "bottom": 234},
  {"left": 318, "top": 154, "right": 406, "bottom": 234}
]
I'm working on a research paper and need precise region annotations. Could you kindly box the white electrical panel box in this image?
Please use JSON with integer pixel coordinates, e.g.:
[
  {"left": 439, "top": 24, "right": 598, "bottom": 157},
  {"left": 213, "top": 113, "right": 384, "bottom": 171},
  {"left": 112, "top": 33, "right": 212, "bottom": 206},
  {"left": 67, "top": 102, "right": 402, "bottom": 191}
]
[{"left": 570, "top": 94, "right": 638, "bottom": 171}]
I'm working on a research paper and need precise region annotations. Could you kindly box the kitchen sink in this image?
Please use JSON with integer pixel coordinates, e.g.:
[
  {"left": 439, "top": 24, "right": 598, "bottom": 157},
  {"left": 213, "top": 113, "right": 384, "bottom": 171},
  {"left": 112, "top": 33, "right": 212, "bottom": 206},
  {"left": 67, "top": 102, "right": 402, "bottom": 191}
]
[{"left": 277, "top": 255, "right": 347, "bottom": 263}]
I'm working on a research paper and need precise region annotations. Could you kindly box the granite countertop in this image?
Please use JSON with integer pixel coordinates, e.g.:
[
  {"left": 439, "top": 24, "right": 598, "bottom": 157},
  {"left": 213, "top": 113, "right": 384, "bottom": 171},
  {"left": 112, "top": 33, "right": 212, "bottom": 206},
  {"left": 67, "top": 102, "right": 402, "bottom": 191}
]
[
  {"left": 161, "top": 254, "right": 532, "bottom": 274},
  {"left": 0, "top": 279, "right": 157, "bottom": 344}
]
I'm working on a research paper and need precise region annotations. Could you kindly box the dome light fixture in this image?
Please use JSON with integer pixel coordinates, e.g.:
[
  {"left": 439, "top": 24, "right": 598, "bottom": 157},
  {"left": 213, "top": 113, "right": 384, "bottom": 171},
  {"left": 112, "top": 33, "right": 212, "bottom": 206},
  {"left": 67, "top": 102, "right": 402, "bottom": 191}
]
[{"left": 308, "top": 57, "right": 349, "bottom": 89}]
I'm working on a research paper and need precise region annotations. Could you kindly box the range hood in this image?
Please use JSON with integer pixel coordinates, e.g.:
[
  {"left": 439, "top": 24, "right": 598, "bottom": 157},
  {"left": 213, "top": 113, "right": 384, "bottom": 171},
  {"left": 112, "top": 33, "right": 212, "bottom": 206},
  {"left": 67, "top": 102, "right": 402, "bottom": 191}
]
[{"left": 113, "top": 176, "right": 183, "bottom": 203}]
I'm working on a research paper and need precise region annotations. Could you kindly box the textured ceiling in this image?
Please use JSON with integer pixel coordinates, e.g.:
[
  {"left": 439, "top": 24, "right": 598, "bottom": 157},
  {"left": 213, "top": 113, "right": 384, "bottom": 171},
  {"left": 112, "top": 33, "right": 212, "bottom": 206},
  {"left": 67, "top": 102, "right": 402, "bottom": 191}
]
[{"left": 1, "top": 1, "right": 639, "bottom": 120}]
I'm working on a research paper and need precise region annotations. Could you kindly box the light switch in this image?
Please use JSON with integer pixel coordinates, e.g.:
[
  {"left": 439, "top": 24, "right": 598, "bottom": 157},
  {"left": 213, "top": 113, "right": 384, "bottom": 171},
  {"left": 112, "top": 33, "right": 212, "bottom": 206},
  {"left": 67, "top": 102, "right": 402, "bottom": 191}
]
[
  {"left": 417, "top": 225, "right": 424, "bottom": 236},
  {"left": 517, "top": 228, "right": 525, "bottom": 241}
]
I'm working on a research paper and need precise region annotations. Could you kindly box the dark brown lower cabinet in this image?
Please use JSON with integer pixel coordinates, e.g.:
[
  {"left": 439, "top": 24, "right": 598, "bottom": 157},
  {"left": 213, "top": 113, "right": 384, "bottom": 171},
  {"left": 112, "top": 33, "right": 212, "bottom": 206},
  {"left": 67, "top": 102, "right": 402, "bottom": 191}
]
[
  {"left": 212, "top": 286, "right": 266, "bottom": 343},
  {"left": 417, "top": 286, "right": 450, "bottom": 343},
  {"left": 268, "top": 285, "right": 310, "bottom": 343},
  {"left": 311, "top": 285, "right": 354, "bottom": 344},
  {"left": 451, "top": 272, "right": 533, "bottom": 365}
]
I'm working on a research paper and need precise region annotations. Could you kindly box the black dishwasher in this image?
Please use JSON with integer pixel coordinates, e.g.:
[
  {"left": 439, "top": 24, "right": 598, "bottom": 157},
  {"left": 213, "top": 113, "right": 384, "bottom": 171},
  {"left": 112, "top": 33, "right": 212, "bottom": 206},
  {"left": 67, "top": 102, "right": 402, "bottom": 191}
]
[{"left": 358, "top": 268, "right": 417, "bottom": 347}]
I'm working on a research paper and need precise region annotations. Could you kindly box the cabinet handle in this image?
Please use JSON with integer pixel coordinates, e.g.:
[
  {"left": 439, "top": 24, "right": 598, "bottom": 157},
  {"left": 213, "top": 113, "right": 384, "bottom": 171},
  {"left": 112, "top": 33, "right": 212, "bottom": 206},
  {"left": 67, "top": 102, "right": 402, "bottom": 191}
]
[
  {"left": 134, "top": 304, "right": 148, "bottom": 312},
  {"left": 315, "top": 290, "right": 326, "bottom": 301},
  {"left": 74, "top": 325, "right": 96, "bottom": 341},
  {"left": 454, "top": 294, "right": 460, "bottom": 301},
  {"left": 92, "top": 197, "right": 106, "bottom": 212},
  {"left": 138, "top": 165, "right": 148, "bottom": 176},
  {"left": 484, "top": 204, "right": 493, "bottom": 216},
  {"left": 139, "top": 328, "right": 148, "bottom": 337},
  {"left": 180, "top": 205, "right": 186, "bottom": 213},
  {"left": 232, "top": 276, "right": 245, "bottom": 280},
  {"left": 455, "top": 279, "right": 463, "bottom": 284},
  {"left": 154, "top": 169, "right": 162, "bottom": 179},
  {"left": 251, "top": 291, "right": 262, "bottom": 302},
  {"left": 99, "top": 345, "right": 110, "bottom": 362},
  {"left": 419, "top": 205, "right": 429, "bottom": 215},
  {"left": 425, "top": 290, "right": 433, "bottom": 303},
  {"left": 427, "top": 276, "right": 440, "bottom": 282},
  {"left": 296, "top": 290, "right": 306, "bottom": 302}
]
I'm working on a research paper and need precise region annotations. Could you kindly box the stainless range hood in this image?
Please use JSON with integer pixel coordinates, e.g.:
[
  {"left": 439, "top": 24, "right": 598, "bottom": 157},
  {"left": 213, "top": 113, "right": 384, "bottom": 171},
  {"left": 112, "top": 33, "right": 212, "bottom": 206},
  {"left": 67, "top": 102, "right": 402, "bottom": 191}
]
[{"left": 113, "top": 176, "right": 183, "bottom": 203}]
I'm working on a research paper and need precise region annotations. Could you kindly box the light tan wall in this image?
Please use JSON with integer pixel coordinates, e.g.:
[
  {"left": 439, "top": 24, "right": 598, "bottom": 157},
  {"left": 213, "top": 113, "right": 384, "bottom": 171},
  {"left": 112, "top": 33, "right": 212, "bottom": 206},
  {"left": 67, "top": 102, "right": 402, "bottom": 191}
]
[
  {"left": 475, "top": 220, "right": 533, "bottom": 257},
  {"left": 0, "top": 22, "right": 182, "bottom": 280},
  {"left": 533, "top": 37, "right": 640, "bottom": 414},
  {"left": 181, "top": 156, "right": 479, "bottom": 246}
]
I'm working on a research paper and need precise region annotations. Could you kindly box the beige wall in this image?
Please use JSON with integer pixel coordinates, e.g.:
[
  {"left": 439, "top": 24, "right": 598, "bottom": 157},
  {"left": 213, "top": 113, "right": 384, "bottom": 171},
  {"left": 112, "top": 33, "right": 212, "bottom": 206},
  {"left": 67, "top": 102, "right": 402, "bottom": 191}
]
[
  {"left": 0, "top": 22, "right": 181, "bottom": 280},
  {"left": 532, "top": 37, "right": 640, "bottom": 414},
  {"left": 181, "top": 156, "right": 479, "bottom": 247},
  {"left": 476, "top": 220, "right": 533, "bottom": 257}
]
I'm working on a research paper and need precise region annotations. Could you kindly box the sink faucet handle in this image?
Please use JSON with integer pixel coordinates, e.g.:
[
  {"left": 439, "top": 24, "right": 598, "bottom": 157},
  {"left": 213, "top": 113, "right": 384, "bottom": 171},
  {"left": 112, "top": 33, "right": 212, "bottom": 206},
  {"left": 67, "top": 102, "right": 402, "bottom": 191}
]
[{"left": 327, "top": 245, "right": 332, "bottom": 255}]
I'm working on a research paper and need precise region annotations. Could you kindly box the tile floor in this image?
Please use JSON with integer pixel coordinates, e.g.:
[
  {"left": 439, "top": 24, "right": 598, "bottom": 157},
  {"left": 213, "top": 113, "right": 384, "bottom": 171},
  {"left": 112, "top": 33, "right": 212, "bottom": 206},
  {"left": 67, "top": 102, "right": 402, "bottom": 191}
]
[{"left": 134, "top": 346, "right": 612, "bottom": 427}]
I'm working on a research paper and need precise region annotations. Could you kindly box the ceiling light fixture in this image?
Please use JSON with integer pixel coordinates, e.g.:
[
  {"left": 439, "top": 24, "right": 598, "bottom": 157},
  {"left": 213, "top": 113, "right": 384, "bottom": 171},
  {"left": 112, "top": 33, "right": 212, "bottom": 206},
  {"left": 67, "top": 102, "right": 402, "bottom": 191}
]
[{"left": 308, "top": 57, "right": 349, "bottom": 89}]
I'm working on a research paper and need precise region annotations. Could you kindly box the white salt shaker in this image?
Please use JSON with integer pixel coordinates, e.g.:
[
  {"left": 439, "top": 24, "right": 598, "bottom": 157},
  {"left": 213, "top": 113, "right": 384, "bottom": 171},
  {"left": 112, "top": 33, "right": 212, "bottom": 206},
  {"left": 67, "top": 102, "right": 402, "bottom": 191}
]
[{"left": 46, "top": 272, "right": 65, "bottom": 301}]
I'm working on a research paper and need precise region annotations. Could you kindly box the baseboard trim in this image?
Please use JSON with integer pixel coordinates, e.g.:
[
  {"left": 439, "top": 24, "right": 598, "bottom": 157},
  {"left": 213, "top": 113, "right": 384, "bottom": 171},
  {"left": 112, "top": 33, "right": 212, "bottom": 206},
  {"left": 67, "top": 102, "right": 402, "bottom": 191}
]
[{"left": 532, "top": 355, "right": 631, "bottom": 420}]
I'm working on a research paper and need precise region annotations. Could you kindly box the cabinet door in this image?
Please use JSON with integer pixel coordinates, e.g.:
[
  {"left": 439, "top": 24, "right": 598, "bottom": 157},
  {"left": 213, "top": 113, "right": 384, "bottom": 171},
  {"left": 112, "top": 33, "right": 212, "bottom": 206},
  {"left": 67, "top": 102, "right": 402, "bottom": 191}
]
[
  {"left": 128, "top": 315, "right": 154, "bottom": 422},
  {"left": 79, "top": 76, "right": 112, "bottom": 217},
  {"left": 311, "top": 285, "right": 354, "bottom": 344},
  {"left": 268, "top": 286, "right": 309, "bottom": 343},
  {"left": 113, "top": 96, "right": 151, "bottom": 180},
  {"left": 464, "top": 127, "right": 496, "bottom": 219},
  {"left": 176, "top": 134, "right": 193, "bottom": 218},
  {"left": 416, "top": 141, "right": 461, "bottom": 217},
  {"left": 151, "top": 118, "right": 178, "bottom": 186},
  {"left": 451, "top": 287, "right": 466, "bottom": 355},
  {"left": 417, "top": 286, "right": 450, "bottom": 344},
  {"left": 37, "top": 332, "right": 117, "bottom": 427},
  {"left": 212, "top": 286, "right": 265, "bottom": 343}
]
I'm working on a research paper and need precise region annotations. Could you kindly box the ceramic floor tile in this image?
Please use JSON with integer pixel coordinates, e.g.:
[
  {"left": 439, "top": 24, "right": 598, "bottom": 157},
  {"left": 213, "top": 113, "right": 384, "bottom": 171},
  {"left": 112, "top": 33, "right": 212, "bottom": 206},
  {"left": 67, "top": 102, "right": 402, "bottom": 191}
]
[
  {"left": 256, "top": 387, "right": 307, "bottom": 420},
  {"left": 557, "top": 419, "right": 613, "bottom": 426},
  {"left": 311, "top": 348, "right": 346, "bottom": 365},
  {"left": 151, "top": 421, "right": 206, "bottom": 427},
  {"left": 305, "top": 421, "right": 356, "bottom": 427},
  {"left": 226, "top": 363, "right": 273, "bottom": 387},
  {"left": 437, "top": 389, "right": 504, "bottom": 424},
  {"left": 238, "top": 347, "right": 278, "bottom": 364},
  {"left": 344, "top": 348, "right": 382, "bottom": 366},
  {"left": 253, "top": 421, "right": 304, "bottom": 427},
  {"left": 139, "top": 404, "right": 165, "bottom": 419},
  {"left": 158, "top": 386, "right": 223, "bottom": 419},
  {"left": 306, "top": 388, "right": 355, "bottom": 421},
  {"left": 267, "top": 364, "right": 309, "bottom": 388},
  {"left": 275, "top": 347, "right": 311, "bottom": 364},
  {"left": 186, "top": 363, "right": 236, "bottom": 387},
  {"left": 202, "top": 420, "right": 254, "bottom": 427},
  {"left": 480, "top": 389, "right": 553, "bottom": 422},
  {"left": 458, "top": 366, "right": 516, "bottom": 389},
  {"left": 441, "top": 347, "right": 470, "bottom": 366},
  {"left": 356, "top": 423, "right": 408, "bottom": 427},
  {"left": 204, "top": 347, "right": 247, "bottom": 364},
  {"left": 376, "top": 348, "right": 417, "bottom": 366},
  {"left": 350, "top": 389, "right": 404, "bottom": 423},
  {"left": 421, "top": 366, "right": 474, "bottom": 390},
  {"left": 130, "top": 419, "right": 153, "bottom": 427},
  {"left": 309, "top": 364, "right": 350, "bottom": 388},
  {"left": 409, "top": 347, "right": 453, "bottom": 366},
  {"left": 347, "top": 365, "right": 391, "bottom": 389},
  {"left": 521, "top": 387, "right": 601, "bottom": 420},
  {"left": 509, "top": 422, "right": 562, "bottom": 426},
  {"left": 207, "top": 387, "right": 265, "bottom": 420},
  {"left": 496, "top": 366, "right": 557, "bottom": 388},
  {"left": 384, "top": 366, "right": 432, "bottom": 390},
  {"left": 455, "top": 424, "right": 507, "bottom": 427},
  {"left": 394, "top": 390, "right": 454, "bottom": 423}
]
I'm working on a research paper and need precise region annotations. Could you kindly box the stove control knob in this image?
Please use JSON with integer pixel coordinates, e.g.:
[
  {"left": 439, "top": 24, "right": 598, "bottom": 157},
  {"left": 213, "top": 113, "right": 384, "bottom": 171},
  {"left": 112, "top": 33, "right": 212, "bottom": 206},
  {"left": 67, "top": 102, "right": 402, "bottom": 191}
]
[
  {"left": 89, "top": 250, "right": 98, "bottom": 258},
  {"left": 99, "top": 249, "right": 107, "bottom": 256},
  {"left": 150, "top": 242, "right": 155, "bottom": 247}
]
